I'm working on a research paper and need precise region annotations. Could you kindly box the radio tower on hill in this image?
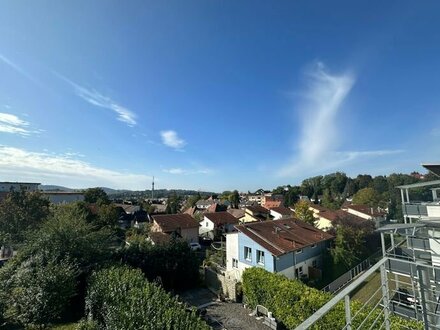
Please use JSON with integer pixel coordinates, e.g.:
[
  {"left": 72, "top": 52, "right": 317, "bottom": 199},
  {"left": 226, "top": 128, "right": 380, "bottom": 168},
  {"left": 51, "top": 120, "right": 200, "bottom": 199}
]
[{"left": 151, "top": 176, "right": 155, "bottom": 200}]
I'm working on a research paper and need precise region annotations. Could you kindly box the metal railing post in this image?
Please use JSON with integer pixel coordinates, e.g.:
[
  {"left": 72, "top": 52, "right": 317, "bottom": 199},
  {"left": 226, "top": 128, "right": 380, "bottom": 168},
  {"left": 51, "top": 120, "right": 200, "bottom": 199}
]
[
  {"left": 344, "top": 294, "right": 351, "bottom": 330},
  {"left": 380, "top": 264, "right": 391, "bottom": 330}
]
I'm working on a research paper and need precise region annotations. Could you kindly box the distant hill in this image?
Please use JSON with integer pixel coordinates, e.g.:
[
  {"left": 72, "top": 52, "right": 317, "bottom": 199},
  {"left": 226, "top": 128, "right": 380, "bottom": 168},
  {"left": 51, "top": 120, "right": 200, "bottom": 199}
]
[
  {"left": 39, "top": 185, "right": 216, "bottom": 198},
  {"left": 39, "top": 185, "right": 75, "bottom": 192}
]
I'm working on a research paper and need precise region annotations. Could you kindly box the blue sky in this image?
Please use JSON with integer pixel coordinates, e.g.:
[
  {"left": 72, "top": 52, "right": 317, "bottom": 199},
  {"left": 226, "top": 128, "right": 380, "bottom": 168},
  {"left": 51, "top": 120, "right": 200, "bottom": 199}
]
[{"left": 1, "top": 1, "right": 440, "bottom": 191}]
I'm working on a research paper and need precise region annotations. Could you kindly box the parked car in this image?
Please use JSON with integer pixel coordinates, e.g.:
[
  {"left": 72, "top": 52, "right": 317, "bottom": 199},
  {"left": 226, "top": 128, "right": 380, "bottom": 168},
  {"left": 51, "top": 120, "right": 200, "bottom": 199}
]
[{"left": 190, "top": 242, "right": 202, "bottom": 251}]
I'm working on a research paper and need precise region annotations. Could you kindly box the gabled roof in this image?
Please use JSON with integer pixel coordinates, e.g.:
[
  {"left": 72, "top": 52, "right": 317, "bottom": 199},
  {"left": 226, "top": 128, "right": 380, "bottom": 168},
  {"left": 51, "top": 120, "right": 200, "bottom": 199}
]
[
  {"left": 346, "top": 205, "right": 386, "bottom": 217},
  {"left": 270, "top": 206, "right": 293, "bottom": 216},
  {"left": 235, "top": 218, "right": 333, "bottom": 257},
  {"left": 319, "top": 209, "right": 370, "bottom": 224},
  {"left": 308, "top": 204, "right": 329, "bottom": 212},
  {"left": 227, "top": 208, "right": 245, "bottom": 219},
  {"left": 205, "top": 211, "right": 239, "bottom": 226},
  {"left": 152, "top": 214, "right": 199, "bottom": 232},
  {"left": 246, "top": 205, "right": 269, "bottom": 214},
  {"left": 206, "top": 203, "right": 227, "bottom": 213}
]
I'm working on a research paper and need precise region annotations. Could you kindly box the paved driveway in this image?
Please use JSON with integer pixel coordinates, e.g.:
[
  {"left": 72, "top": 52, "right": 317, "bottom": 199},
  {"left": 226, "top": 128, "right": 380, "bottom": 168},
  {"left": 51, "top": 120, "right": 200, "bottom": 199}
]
[{"left": 179, "top": 287, "right": 267, "bottom": 330}]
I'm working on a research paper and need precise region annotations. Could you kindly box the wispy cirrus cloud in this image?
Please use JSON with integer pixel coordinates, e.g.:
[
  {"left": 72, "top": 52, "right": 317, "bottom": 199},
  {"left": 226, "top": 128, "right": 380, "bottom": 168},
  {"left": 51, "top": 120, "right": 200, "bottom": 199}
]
[
  {"left": 0, "top": 112, "right": 39, "bottom": 136},
  {"left": 0, "top": 145, "right": 151, "bottom": 189},
  {"left": 54, "top": 72, "right": 137, "bottom": 127},
  {"left": 160, "top": 130, "right": 186, "bottom": 150},
  {"left": 0, "top": 53, "right": 45, "bottom": 88},
  {"left": 162, "top": 167, "right": 213, "bottom": 175},
  {"left": 279, "top": 62, "right": 402, "bottom": 177}
]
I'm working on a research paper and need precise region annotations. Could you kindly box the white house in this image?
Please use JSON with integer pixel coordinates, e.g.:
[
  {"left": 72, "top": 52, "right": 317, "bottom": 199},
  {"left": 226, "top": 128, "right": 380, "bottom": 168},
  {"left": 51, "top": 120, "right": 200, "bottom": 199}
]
[
  {"left": 269, "top": 206, "right": 293, "bottom": 220},
  {"left": 200, "top": 211, "right": 239, "bottom": 239}
]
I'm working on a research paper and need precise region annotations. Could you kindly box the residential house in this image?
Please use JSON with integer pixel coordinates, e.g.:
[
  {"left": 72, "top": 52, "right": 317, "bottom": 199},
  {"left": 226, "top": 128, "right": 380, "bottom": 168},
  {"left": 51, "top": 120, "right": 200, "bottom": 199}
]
[
  {"left": 269, "top": 206, "right": 294, "bottom": 220},
  {"left": 195, "top": 199, "right": 215, "bottom": 209},
  {"left": 242, "top": 205, "right": 273, "bottom": 223},
  {"left": 311, "top": 205, "right": 372, "bottom": 231},
  {"left": 343, "top": 204, "right": 387, "bottom": 227},
  {"left": 227, "top": 208, "right": 245, "bottom": 221},
  {"left": 226, "top": 218, "right": 333, "bottom": 281},
  {"left": 261, "top": 194, "right": 284, "bottom": 208},
  {"left": 247, "top": 194, "right": 263, "bottom": 205},
  {"left": 151, "top": 214, "right": 199, "bottom": 244},
  {"left": 199, "top": 211, "right": 239, "bottom": 239}
]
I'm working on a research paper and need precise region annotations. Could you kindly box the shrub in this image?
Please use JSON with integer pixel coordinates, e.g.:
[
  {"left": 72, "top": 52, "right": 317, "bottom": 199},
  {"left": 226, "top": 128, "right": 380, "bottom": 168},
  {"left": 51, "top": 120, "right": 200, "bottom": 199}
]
[
  {"left": 242, "top": 268, "right": 422, "bottom": 330},
  {"left": 85, "top": 266, "right": 209, "bottom": 330},
  {"left": 5, "top": 258, "right": 77, "bottom": 327}
]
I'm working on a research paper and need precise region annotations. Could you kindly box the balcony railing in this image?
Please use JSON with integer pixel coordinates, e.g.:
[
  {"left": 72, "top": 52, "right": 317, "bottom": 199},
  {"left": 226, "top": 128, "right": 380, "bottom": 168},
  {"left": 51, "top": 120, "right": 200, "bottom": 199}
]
[{"left": 402, "top": 203, "right": 428, "bottom": 217}]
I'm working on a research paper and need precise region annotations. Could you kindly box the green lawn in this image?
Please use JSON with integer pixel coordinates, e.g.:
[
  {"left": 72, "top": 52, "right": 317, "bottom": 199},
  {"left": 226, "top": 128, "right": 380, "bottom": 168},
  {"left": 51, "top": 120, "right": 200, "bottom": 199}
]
[{"left": 351, "top": 271, "right": 412, "bottom": 305}]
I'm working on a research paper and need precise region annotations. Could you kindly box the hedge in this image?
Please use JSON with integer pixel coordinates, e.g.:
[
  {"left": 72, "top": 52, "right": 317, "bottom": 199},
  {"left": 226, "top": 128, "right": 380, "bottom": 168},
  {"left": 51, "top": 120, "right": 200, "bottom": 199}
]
[
  {"left": 242, "top": 268, "right": 422, "bottom": 330},
  {"left": 83, "top": 266, "right": 209, "bottom": 330}
]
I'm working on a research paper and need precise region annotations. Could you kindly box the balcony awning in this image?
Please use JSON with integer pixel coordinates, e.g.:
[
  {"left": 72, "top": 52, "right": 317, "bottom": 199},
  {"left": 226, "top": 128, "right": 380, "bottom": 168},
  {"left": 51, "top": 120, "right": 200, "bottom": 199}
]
[
  {"left": 397, "top": 179, "right": 440, "bottom": 189},
  {"left": 422, "top": 164, "right": 440, "bottom": 177},
  {"left": 376, "top": 223, "right": 425, "bottom": 233}
]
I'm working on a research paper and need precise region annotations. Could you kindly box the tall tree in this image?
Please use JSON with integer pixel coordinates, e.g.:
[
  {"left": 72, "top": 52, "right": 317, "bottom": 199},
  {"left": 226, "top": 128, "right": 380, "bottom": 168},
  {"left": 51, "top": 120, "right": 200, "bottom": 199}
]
[
  {"left": 84, "top": 187, "right": 110, "bottom": 205},
  {"left": 229, "top": 190, "right": 240, "bottom": 209},
  {"left": 294, "top": 200, "right": 315, "bottom": 225},
  {"left": 0, "top": 190, "right": 50, "bottom": 246},
  {"left": 352, "top": 188, "right": 382, "bottom": 207}
]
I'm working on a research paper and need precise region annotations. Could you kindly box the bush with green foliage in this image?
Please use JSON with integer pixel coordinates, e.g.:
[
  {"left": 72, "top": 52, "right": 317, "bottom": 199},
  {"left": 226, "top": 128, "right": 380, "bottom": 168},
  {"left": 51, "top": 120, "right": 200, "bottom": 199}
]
[
  {"left": 121, "top": 240, "right": 200, "bottom": 290},
  {"left": 242, "top": 268, "right": 422, "bottom": 330},
  {"left": 3, "top": 257, "right": 77, "bottom": 327},
  {"left": 84, "top": 266, "right": 209, "bottom": 330}
]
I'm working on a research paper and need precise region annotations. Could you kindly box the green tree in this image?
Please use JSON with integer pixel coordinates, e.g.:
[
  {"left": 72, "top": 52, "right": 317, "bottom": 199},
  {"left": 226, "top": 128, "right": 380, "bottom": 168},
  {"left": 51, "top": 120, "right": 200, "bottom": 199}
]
[
  {"left": 284, "top": 186, "right": 300, "bottom": 207},
  {"left": 352, "top": 187, "right": 382, "bottom": 207},
  {"left": 0, "top": 190, "right": 50, "bottom": 246},
  {"left": 321, "top": 189, "right": 341, "bottom": 210},
  {"left": 294, "top": 200, "right": 315, "bottom": 225},
  {"left": 121, "top": 240, "right": 199, "bottom": 290},
  {"left": 229, "top": 190, "right": 240, "bottom": 209},
  {"left": 84, "top": 187, "right": 110, "bottom": 205},
  {"left": 96, "top": 204, "right": 119, "bottom": 228}
]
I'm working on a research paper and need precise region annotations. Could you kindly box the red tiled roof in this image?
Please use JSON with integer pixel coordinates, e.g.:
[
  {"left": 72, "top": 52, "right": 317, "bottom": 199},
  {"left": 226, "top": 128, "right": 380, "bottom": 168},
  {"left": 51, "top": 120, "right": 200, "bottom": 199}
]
[
  {"left": 205, "top": 212, "right": 239, "bottom": 226},
  {"left": 319, "top": 209, "right": 370, "bottom": 225},
  {"left": 235, "top": 218, "right": 333, "bottom": 257},
  {"left": 227, "top": 208, "right": 245, "bottom": 219},
  {"left": 308, "top": 204, "right": 329, "bottom": 212},
  {"left": 152, "top": 213, "right": 199, "bottom": 232},
  {"left": 270, "top": 206, "right": 293, "bottom": 216},
  {"left": 246, "top": 205, "right": 269, "bottom": 214},
  {"left": 347, "top": 205, "right": 386, "bottom": 217},
  {"left": 264, "top": 200, "right": 282, "bottom": 208}
]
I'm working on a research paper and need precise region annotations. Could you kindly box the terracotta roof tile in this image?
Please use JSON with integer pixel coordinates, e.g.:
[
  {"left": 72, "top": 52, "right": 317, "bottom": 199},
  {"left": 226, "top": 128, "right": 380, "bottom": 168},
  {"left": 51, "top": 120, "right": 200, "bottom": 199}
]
[
  {"left": 235, "top": 218, "right": 333, "bottom": 256},
  {"left": 205, "top": 212, "right": 239, "bottom": 226},
  {"left": 152, "top": 214, "right": 199, "bottom": 232}
]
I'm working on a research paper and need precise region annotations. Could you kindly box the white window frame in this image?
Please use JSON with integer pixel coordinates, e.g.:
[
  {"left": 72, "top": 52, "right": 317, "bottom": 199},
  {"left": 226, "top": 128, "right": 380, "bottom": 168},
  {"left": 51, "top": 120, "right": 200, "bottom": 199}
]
[
  {"left": 311, "top": 244, "right": 317, "bottom": 248},
  {"left": 257, "top": 250, "right": 265, "bottom": 265},
  {"left": 244, "top": 246, "right": 252, "bottom": 261},
  {"left": 232, "top": 258, "right": 238, "bottom": 268},
  {"left": 298, "top": 266, "right": 303, "bottom": 274},
  {"left": 296, "top": 249, "right": 303, "bottom": 254}
]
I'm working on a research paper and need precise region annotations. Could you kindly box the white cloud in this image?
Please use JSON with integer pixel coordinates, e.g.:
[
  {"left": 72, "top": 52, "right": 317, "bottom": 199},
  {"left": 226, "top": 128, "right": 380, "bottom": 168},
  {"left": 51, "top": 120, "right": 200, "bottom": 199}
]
[
  {"left": 0, "top": 146, "right": 152, "bottom": 190},
  {"left": 0, "top": 113, "right": 33, "bottom": 135},
  {"left": 54, "top": 72, "right": 137, "bottom": 127},
  {"left": 162, "top": 167, "right": 212, "bottom": 175},
  {"left": 279, "top": 62, "right": 401, "bottom": 177},
  {"left": 160, "top": 130, "right": 186, "bottom": 150}
]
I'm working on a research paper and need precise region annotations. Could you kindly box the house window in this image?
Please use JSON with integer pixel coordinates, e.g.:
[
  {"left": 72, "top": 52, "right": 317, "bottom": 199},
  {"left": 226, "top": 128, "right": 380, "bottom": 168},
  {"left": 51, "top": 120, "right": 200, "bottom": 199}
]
[
  {"left": 298, "top": 266, "right": 303, "bottom": 274},
  {"left": 244, "top": 247, "right": 252, "bottom": 261},
  {"left": 311, "top": 244, "right": 316, "bottom": 248},
  {"left": 205, "top": 222, "right": 208, "bottom": 227},
  {"left": 312, "top": 260, "right": 317, "bottom": 268},
  {"left": 232, "top": 258, "right": 238, "bottom": 268},
  {"left": 257, "top": 250, "right": 265, "bottom": 265},
  {"left": 296, "top": 249, "right": 303, "bottom": 254}
]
